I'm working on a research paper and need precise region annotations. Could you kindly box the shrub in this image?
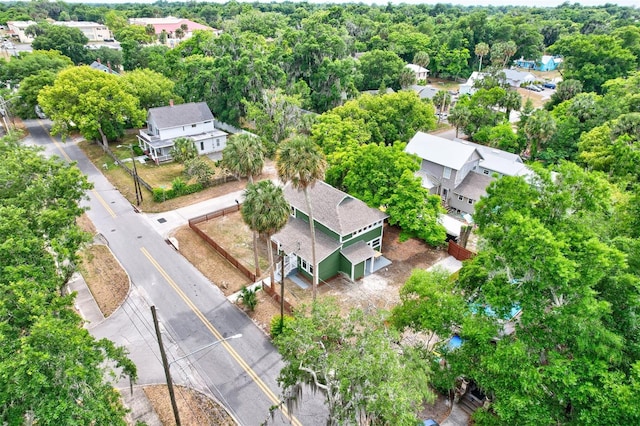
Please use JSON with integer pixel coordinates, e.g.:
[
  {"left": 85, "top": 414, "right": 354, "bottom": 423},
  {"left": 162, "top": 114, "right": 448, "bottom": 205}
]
[
  {"left": 171, "top": 177, "right": 186, "bottom": 195},
  {"left": 184, "top": 157, "right": 214, "bottom": 186},
  {"left": 270, "top": 314, "right": 294, "bottom": 338},
  {"left": 237, "top": 286, "right": 259, "bottom": 311}
]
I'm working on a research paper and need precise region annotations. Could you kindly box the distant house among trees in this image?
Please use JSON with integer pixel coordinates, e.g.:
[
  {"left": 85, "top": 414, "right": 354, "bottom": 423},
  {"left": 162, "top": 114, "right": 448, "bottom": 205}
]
[
  {"left": 7, "top": 20, "right": 112, "bottom": 43},
  {"left": 515, "top": 55, "right": 563, "bottom": 72},
  {"left": 405, "top": 131, "right": 532, "bottom": 214},
  {"left": 137, "top": 101, "right": 227, "bottom": 163},
  {"left": 460, "top": 69, "right": 536, "bottom": 95},
  {"left": 129, "top": 16, "right": 221, "bottom": 47},
  {"left": 405, "top": 63, "right": 429, "bottom": 81}
]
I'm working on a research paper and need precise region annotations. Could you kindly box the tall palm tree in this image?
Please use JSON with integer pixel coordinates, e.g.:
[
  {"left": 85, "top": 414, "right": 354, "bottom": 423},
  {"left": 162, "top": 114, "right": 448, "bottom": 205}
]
[
  {"left": 276, "top": 135, "right": 326, "bottom": 301},
  {"left": 241, "top": 181, "right": 290, "bottom": 287},
  {"left": 220, "top": 133, "right": 265, "bottom": 184},
  {"left": 475, "top": 42, "right": 489, "bottom": 72},
  {"left": 524, "top": 109, "right": 556, "bottom": 160},
  {"left": 221, "top": 133, "right": 265, "bottom": 276},
  {"left": 413, "top": 51, "right": 430, "bottom": 70}
]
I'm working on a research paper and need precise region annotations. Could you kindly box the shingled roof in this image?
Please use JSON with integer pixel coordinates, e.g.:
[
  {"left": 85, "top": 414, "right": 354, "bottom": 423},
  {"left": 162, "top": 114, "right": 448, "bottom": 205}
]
[
  {"left": 147, "top": 102, "right": 214, "bottom": 129},
  {"left": 283, "top": 181, "right": 388, "bottom": 236}
]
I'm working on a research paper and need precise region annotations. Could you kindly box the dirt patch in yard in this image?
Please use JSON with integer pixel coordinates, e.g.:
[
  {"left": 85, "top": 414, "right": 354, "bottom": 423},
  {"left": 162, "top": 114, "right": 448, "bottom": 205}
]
[
  {"left": 174, "top": 210, "right": 448, "bottom": 330},
  {"left": 144, "top": 384, "right": 235, "bottom": 426},
  {"left": 78, "top": 243, "right": 129, "bottom": 317},
  {"left": 171, "top": 225, "right": 252, "bottom": 296}
]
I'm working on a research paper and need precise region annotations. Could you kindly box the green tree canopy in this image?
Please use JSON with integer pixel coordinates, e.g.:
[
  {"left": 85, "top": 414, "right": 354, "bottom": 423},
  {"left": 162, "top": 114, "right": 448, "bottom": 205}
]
[
  {"left": 550, "top": 34, "right": 637, "bottom": 93},
  {"left": 0, "top": 50, "right": 72, "bottom": 87},
  {"left": 0, "top": 136, "right": 136, "bottom": 425},
  {"left": 38, "top": 66, "right": 145, "bottom": 147},
  {"left": 31, "top": 23, "right": 89, "bottom": 65},
  {"left": 357, "top": 49, "right": 405, "bottom": 91},
  {"left": 275, "top": 300, "right": 434, "bottom": 425},
  {"left": 121, "top": 68, "right": 179, "bottom": 111}
]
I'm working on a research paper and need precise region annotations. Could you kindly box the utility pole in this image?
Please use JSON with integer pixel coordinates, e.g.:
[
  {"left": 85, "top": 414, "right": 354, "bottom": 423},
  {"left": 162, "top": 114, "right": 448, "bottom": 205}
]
[
  {"left": 280, "top": 255, "right": 285, "bottom": 329},
  {"left": 151, "top": 306, "right": 181, "bottom": 426},
  {"left": 129, "top": 144, "right": 143, "bottom": 206},
  {"left": 0, "top": 95, "right": 13, "bottom": 136}
]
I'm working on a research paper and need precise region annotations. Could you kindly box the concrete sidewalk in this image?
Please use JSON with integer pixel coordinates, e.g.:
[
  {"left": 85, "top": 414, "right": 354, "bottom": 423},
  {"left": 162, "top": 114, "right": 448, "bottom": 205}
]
[
  {"left": 143, "top": 189, "right": 245, "bottom": 237},
  {"left": 440, "top": 403, "right": 470, "bottom": 426},
  {"left": 67, "top": 272, "right": 104, "bottom": 328},
  {"left": 427, "top": 255, "right": 463, "bottom": 274}
]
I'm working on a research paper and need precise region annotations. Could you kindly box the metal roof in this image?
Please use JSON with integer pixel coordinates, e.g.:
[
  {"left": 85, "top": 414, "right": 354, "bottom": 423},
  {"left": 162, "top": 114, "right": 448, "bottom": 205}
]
[{"left": 406, "top": 131, "right": 480, "bottom": 170}]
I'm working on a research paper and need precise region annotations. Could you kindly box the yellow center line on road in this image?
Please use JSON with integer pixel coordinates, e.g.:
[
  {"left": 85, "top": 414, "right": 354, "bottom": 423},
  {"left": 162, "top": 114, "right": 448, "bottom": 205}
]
[
  {"left": 41, "top": 119, "right": 72, "bottom": 162},
  {"left": 140, "top": 247, "right": 301, "bottom": 426},
  {"left": 38, "top": 120, "right": 117, "bottom": 219},
  {"left": 91, "top": 189, "right": 117, "bottom": 218}
]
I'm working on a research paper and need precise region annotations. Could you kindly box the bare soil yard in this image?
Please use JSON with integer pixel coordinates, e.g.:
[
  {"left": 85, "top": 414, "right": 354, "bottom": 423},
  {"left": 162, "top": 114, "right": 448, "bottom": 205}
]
[
  {"left": 144, "top": 385, "right": 235, "bottom": 426},
  {"left": 172, "top": 208, "right": 448, "bottom": 333}
]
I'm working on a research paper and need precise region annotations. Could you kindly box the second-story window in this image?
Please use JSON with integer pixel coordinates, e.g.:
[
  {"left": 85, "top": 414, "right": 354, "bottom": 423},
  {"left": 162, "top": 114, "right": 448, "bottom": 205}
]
[{"left": 443, "top": 167, "right": 452, "bottom": 179}]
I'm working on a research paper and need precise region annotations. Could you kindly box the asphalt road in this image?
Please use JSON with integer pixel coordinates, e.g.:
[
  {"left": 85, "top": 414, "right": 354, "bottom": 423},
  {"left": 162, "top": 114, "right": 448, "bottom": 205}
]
[{"left": 24, "top": 120, "right": 326, "bottom": 426}]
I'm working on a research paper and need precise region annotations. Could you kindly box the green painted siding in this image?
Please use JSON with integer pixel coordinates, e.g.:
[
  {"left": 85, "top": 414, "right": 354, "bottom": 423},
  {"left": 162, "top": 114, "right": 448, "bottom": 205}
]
[
  {"left": 319, "top": 250, "right": 341, "bottom": 281},
  {"left": 353, "top": 261, "right": 365, "bottom": 280},
  {"left": 342, "top": 226, "right": 383, "bottom": 248},
  {"left": 339, "top": 254, "right": 352, "bottom": 277},
  {"left": 314, "top": 221, "right": 339, "bottom": 241},
  {"left": 294, "top": 210, "right": 340, "bottom": 241},
  {"left": 294, "top": 210, "right": 309, "bottom": 222}
]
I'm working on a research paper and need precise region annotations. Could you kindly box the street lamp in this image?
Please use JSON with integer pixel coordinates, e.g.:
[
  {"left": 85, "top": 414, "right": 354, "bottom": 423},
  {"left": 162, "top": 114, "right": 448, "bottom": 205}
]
[
  {"left": 165, "top": 333, "right": 243, "bottom": 426},
  {"left": 151, "top": 305, "right": 242, "bottom": 426},
  {"left": 169, "top": 333, "right": 242, "bottom": 367}
]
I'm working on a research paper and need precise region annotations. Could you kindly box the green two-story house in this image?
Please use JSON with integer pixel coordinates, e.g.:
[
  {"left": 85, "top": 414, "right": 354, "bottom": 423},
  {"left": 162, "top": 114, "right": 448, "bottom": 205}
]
[{"left": 272, "top": 181, "right": 388, "bottom": 283}]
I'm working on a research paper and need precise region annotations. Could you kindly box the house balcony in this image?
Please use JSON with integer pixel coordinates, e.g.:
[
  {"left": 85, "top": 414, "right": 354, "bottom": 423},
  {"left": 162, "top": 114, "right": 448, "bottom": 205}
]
[{"left": 137, "top": 129, "right": 161, "bottom": 144}]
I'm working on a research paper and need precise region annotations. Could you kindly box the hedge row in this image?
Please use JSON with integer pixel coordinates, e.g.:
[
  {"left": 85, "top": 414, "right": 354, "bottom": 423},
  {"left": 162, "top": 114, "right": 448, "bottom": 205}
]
[{"left": 152, "top": 182, "right": 203, "bottom": 202}]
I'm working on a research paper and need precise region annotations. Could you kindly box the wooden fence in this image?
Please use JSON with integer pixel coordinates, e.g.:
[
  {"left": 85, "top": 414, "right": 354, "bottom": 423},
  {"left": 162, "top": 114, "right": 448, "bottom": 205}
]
[
  {"left": 261, "top": 281, "right": 294, "bottom": 314},
  {"left": 448, "top": 240, "right": 476, "bottom": 261},
  {"left": 103, "top": 146, "right": 154, "bottom": 192},
  {"left": 188, "top": 205, "right": 257, "bottom": 283}
]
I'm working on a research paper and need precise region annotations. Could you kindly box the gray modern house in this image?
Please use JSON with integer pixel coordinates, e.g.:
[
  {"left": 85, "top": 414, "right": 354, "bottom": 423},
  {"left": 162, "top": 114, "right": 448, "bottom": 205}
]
[{"left": 405, "top": 131, "right": 532, "bottom": 214}]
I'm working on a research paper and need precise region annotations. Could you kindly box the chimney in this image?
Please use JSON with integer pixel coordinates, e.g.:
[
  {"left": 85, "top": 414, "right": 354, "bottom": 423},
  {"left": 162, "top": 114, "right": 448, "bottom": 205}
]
[{"left": 169, "top": 99, "right": 174, "bottom": 107}]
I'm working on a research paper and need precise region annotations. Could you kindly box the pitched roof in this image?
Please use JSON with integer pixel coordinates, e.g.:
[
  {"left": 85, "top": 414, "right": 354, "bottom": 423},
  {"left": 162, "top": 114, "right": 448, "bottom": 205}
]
[
  {"left": 129, "top": 17, "right": 213, "bottom": 35},
  {"left": 271, "top": 217, "right": 340, "bottom": 262},
  {"left": 283, "top": 181, "right": 388, "bottom": 236},
  {"left": 406, "top": 131, "right": 480, "bottom": 170},
  {"left": 452, "top": 172, "right": 494, "bottom": 201},
  {"left": 147, "top": 102, "right": 214, "bottom": 129},
  {"left": 454, "top": 139, "right": 528, "bottom": 176},
  {"left": 341, "top": 240, "right": 376, "bottom": 264},
  {"left": 406, "top": 63, "right": 429, "bottom": 73}
]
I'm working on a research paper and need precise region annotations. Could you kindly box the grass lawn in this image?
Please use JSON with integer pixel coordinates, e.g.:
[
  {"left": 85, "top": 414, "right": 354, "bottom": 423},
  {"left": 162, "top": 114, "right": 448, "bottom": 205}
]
[{"left": 79, "top": 137, "right": 241, "bottom": 213}]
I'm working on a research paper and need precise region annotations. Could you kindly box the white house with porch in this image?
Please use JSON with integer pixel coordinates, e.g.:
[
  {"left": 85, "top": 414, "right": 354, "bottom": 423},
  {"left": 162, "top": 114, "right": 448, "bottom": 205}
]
[{"left": 137, "top": 101, "right": 227, "bottom": 163}]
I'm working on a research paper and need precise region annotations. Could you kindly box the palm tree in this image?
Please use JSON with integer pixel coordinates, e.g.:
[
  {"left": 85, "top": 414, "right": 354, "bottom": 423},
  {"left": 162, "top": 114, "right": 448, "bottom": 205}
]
[
  {"left": 276, "top": 135, "right": 326, "bottom": 301},
  {"left": 221, "top": 133, "right": 265, "bottom": 276},
  {"left": 220, "top": 134, "right": 265, "bottom": 184},
  {"left": 241, "top": 181, "right": 289, "bottom": 287},
  {"left": 170, "top": 137, "right": 197, "bottom": 163},
  {"left": 501, "top": 90, "right": 522, "bottom": 120},
  {"left": 413, "top": 51, "right": 430, "bottom": 70},
  {"left": 448, "top": 104, "right": 471, "bottom": 138},
  {"left": 398, "top": 67, "right": 416, "bottom": 90},
  {"left": 524, "top": 109, "right": 556, "bottom": 160},
  {"left": 474, "top": 42, "right": 489, "bottom": 72}
]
